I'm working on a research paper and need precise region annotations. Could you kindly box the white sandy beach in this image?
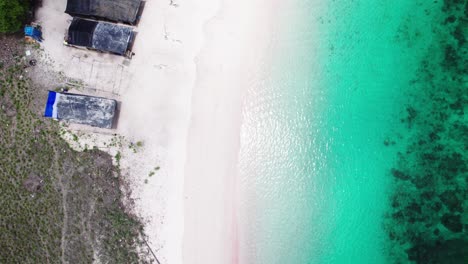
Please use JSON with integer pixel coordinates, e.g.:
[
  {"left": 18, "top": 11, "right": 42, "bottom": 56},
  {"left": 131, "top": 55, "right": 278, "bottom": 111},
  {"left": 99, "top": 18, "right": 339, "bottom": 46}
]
[
  {"left": 182, "top": 0, "right": 282, "bottom": 263},
  {"left": 35, "top": 0, "right": 280, "bottom": 263}
]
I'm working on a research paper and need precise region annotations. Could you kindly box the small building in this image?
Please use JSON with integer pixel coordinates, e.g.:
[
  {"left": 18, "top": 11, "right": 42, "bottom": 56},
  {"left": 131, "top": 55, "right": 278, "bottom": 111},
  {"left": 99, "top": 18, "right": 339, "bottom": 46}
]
[
  {"left": 65, "top": 0, "right": 143, "bottom": 25},
  {"left": 65, "top": 18, "right": 135, "bottom": 57},
  {"left": 44, "top": 91, "right": 117, "bottom": 129}
]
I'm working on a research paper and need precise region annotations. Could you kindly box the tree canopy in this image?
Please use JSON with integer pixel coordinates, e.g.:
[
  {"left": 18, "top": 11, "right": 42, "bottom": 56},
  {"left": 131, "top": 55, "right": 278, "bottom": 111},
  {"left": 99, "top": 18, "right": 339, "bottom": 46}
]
[{"left": 0, "top": 0, "right": 29, "bottom": 33}]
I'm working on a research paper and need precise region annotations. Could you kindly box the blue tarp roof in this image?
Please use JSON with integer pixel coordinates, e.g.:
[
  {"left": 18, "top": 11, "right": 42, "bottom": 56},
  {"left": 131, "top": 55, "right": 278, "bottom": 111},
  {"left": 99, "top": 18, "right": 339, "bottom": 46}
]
[{"left": 44, "top": 91, "right": 57, "bottom": 118}]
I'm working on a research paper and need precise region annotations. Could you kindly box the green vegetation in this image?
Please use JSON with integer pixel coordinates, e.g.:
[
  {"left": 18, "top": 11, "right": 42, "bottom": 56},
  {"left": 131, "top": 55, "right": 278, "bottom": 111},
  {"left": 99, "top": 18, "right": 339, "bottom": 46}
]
[
  {"left": 115, "top": 151, "right": 122, "bottom": 168},
  {"left": 0, "top": 37, "right": 149, "bottom": 262},
  {"left": 129, "top": 140, "right": 144, "bottom": 153},
  {"left": 148, "top": 166, "right": 160, "bottom": 177},
  {"left": 0, "top": 0, "right": 29, "bottom": 33}
]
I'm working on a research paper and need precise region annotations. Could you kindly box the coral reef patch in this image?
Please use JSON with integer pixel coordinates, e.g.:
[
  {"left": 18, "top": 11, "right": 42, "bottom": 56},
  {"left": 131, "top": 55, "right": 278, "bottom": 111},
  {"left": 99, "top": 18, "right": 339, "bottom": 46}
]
[{"left": 384, "top": 0, "right": 467, "bottom": 263}]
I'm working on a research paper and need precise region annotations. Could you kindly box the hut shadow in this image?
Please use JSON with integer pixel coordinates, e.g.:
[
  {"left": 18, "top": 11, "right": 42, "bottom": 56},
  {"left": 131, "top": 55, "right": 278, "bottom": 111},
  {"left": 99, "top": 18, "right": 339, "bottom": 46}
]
[
  {"left": 134, "top": 1, "right": 146, "bottom": 26},
  {"left": 127, "top": 31, "right": 138, "bottom": 58},
  {"left": 111, "top": 100, "right": 122, "bottom": 129}
]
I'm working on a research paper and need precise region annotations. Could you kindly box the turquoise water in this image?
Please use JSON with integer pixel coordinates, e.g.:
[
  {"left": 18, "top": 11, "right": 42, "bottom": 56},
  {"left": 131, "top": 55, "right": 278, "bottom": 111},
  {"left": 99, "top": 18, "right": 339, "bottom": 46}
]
[{"left": 238, "top": 0, "right": 461, "bottom": 263}]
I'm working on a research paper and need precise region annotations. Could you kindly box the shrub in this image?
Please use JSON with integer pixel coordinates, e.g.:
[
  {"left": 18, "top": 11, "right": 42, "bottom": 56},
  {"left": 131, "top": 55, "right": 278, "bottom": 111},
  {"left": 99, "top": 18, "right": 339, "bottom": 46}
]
[{"left": 0, "top": 0, "right": 29, "bottom": 33}]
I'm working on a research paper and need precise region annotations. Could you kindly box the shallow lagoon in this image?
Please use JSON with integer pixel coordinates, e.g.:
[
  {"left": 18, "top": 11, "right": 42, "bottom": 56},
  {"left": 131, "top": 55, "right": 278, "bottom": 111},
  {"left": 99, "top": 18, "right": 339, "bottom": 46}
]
[{"left": 239, "top": 0, "right": 466, "bottom": 263}]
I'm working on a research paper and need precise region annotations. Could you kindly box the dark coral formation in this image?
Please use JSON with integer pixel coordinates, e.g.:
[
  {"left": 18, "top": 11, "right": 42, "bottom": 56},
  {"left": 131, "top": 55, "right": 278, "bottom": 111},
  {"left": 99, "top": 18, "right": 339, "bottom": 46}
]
[
  {"left": 385, "top": 0, "right": 467, "bottom": 263},
  {"left": 407, "top": 239, "right": 468, "bottom": 264}
]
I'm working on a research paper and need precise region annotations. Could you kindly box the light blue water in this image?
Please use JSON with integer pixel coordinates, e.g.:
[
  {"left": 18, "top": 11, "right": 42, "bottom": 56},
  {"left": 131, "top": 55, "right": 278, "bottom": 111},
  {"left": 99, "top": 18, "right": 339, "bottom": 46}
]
[{"left": 239, "top": 0, "right": 440, "bottom": 263}]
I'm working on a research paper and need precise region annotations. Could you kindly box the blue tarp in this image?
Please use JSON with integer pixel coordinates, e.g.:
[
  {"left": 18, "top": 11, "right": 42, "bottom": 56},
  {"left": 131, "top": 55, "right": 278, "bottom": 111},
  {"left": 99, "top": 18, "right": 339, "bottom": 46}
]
[
  {"left": 44, "top": 91, "right": 57, "bottom": 118},
  {"left": 24, "top": 26, "right": 43, "bottom": 42}
]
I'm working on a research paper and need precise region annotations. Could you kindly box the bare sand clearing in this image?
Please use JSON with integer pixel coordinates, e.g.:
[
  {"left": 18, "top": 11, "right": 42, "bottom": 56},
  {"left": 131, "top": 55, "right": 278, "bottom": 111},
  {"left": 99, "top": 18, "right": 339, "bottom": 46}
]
[{"left": 35, "top": 0, "right": 279, "bottom": 263}]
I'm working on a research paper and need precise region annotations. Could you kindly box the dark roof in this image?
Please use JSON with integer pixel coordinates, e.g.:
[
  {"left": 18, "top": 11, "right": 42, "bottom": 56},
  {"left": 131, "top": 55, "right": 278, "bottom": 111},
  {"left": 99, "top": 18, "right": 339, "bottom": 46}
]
[
  {"left": 68, "top": 18, "right": 96, "bottom": 47},
  {"left": 65, "top": 0, "right": 142, "bottom": 25},
  {"left": 67, "top": 18, "right": 133, "bottom": 55},
  {"left": 44, "top": 91, "right": 117, "bottom": 129}
]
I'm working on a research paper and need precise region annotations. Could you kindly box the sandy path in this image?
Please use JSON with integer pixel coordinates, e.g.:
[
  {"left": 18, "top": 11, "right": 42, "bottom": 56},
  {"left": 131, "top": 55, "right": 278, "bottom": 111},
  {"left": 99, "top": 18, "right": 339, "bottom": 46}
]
[{"left": 116, "top": 1, "right": 219, "bottom": 263}]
